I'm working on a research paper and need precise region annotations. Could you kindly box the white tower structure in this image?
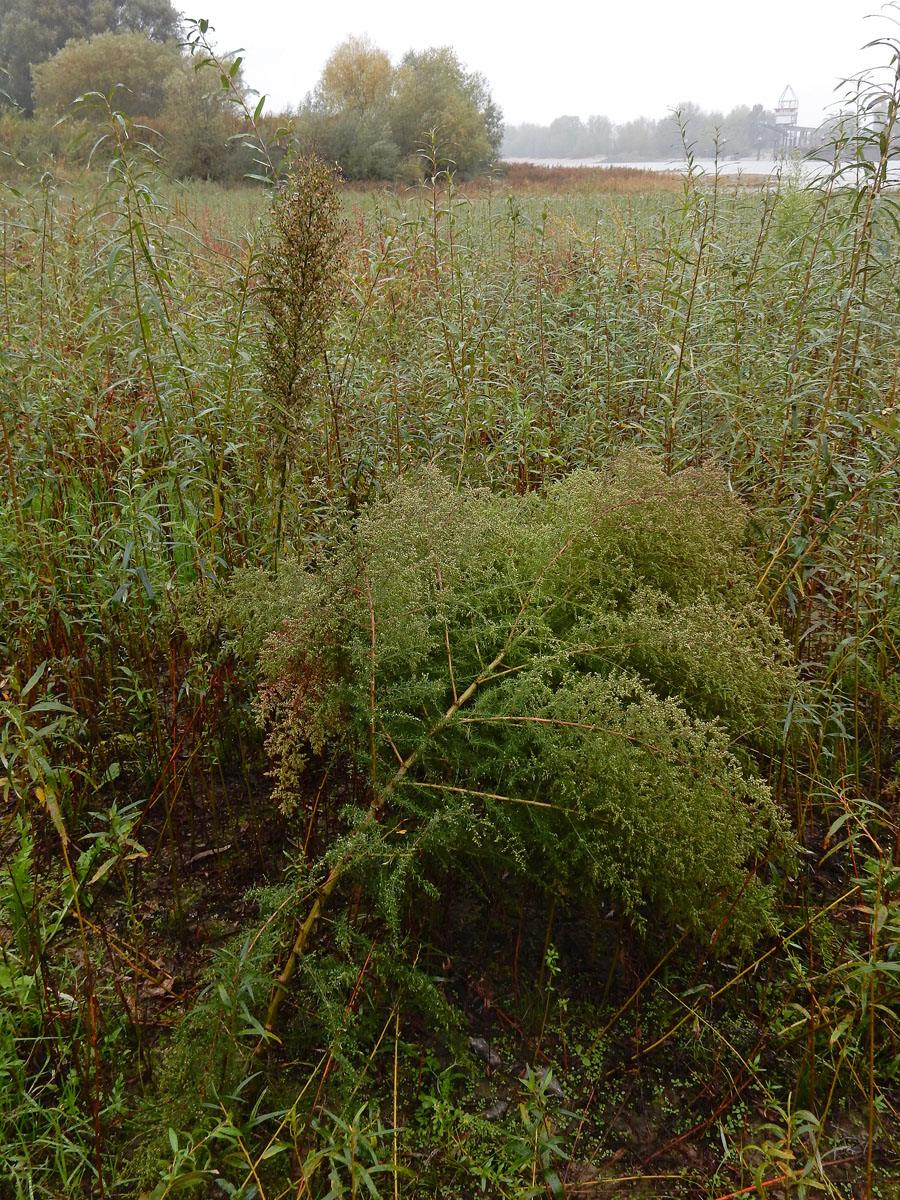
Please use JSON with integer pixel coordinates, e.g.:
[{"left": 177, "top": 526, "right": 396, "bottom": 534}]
[{"left": 775, "top": 85, "right": 799, "bottom": 127}]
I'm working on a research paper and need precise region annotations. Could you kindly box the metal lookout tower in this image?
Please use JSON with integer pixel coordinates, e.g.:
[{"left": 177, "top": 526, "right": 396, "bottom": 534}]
[
  {"left": 771, "top": 84, "right": 816, "bottom": 153},
  {"left": 775, "top": 85, "right": 799, "bottom": 128}
]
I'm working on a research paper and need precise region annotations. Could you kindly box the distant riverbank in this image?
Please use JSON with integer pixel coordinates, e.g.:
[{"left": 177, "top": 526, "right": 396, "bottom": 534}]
[{"left": 504, "top": 155, "right": 829, "bottom": 178}]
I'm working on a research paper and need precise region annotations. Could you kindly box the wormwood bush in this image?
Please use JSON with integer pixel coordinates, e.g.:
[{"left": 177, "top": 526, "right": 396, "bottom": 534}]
[
  {"left": 231, "top": 454, "right": 798, "bottom": 948},
  {"left": 258, "top": 154, "right": 346, "bottom": 453},
  {"left": 257, "top": 153, "right": 348, "bottom": 560}
]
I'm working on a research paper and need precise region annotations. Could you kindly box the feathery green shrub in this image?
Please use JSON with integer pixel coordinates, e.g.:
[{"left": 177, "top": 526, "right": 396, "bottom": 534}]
[{"left": 231, "top": 454, "right": 797, "bottom": 949}]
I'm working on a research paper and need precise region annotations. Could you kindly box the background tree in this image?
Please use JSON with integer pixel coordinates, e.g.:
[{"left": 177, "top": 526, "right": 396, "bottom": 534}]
[
  {"left": 161, "top": 61, "right": 237, "bottom": 179},
  {"left": 318, "top": 34, "right": 392, "bottom": 116},
  {"left": 546, "top": 115, "right": 585, "bottom": 158},
  {"left": 720, "top": 103, "right": 774, "bottom": 157},
  {"left": 31, "top": 30, "right": 181, "bottom": 117},
  {"left": 504, "top": 113, "right": 613, "bottom": 161},
  {"left": 585, "top": 112, "right": 613, "bottom": 157},
  {"left": 320, "top": 108, "right": 399, "bottom": 179},
  {"left": 110, "top": 0, "right": 181, "bottom": 40},
  {"left": 614, "top": 115, "right": 668, "bottom": 160},
  {"left": 299, "top": 35, "right": 400, "bottom": 180},
  {"left": 672, "top": 100, "right": 725, "bottom": 158},
  {"left": 0, "top": 0, "right": 180, "bottom": 113},
  {"left": 390, "top": 46, "right": 502, "bottom": 176}
]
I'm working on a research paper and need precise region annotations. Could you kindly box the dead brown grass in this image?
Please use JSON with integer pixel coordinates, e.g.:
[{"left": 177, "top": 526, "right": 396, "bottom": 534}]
[
  {"left": 339, "top": 160, "right": 685, "bottom": 197},
  {"left": 480, "top": 160, "right": 685, "bottom": 194}
]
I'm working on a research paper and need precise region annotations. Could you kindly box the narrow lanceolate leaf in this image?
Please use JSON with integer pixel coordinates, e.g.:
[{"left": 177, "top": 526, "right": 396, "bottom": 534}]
[
  {"left": 36, "top": 785, "right": 67, "bottom": 845},
  {"left": 20, "top": 663, "right": 46, "bottom": 699}
]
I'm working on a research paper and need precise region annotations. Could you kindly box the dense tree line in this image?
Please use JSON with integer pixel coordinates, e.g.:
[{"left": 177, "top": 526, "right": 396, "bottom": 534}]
[
  {"left": 504, "top": 103, "right": 784, "bottom": 160},
  {"left": 1, "top": 13, "right": 502, "bottom": 182}
]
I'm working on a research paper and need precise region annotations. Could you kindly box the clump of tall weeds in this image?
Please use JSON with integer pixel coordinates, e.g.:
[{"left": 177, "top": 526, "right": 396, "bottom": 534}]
[{"left": 229, "top": 454, "right": 798, "bottom": 969}]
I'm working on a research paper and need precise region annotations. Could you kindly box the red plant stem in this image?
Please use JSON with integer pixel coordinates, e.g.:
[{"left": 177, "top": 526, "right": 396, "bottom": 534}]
[
  {"left": 713, "top": 1158, "right": 859, "bottom": 1200},
  {"left": 714, "top": 1178, "right": 790, "bottom": 1200},
  {"left": 130, "top": 666, "right": 223, "bottom": 839}
]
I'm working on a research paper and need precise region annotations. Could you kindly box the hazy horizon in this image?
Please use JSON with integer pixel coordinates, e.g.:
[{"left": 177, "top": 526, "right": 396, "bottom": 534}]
[{"left": 193, "top": 0, "right": 885, "bottom": 128}]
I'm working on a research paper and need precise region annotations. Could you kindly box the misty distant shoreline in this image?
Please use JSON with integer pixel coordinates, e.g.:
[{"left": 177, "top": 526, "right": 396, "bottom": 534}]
[{"left": 503, "top": 156, "right": 830, "bottom": 177}]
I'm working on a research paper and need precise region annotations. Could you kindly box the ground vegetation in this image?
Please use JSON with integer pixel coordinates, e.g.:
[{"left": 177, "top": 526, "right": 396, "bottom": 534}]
[{"left": 0, "top": 30, "right": 899, "bottom": 1200}]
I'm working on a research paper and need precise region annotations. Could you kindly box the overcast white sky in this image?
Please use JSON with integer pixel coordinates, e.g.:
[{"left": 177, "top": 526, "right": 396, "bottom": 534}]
[{"left": 190, "top": 0, "right": 890, "bottom": 127}]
